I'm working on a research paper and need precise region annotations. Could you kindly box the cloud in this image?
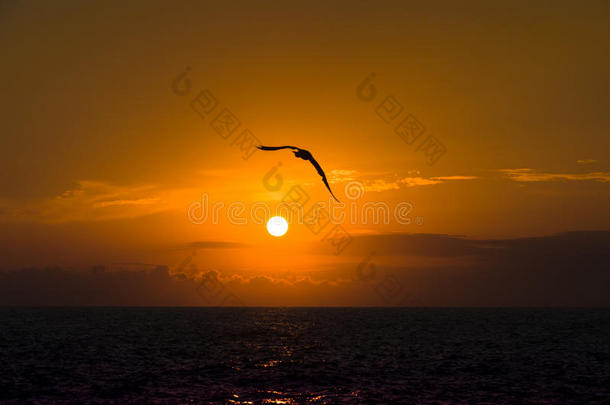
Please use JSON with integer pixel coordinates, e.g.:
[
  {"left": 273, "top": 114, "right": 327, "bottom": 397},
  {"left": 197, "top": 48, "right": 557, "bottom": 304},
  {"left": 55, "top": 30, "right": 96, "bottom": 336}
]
[
  {"left": 328, "top": 169, "right": 358, "bottom": 183},
  {"left": 93, "top": 198, "right": 160, "bottom": 208},
  {"left": 0, "top": 265, "right": 353, "bottom": 306},
  {"left": 0, "top": 180, "right": 193, "bottom": 223},
  {"left": 331, "top": 231, "right": 610, "bottom": 258},
  {"left": 398, "top": 174, "right": 478, "bottom": 188},
  {"left": 399, "top": 177, "right": 442, "bottom": 187},
  {"left": 364, "top": 179, "right": 401, "bottom": 192},
  {"left": 321, "top": 233, "right": 481, "bottom": 257},
  {"left": 177, "top": 241, "right": 248, "bottom": 250},
  {"left": 329, "top": 169, "right": 478, "bottom": 191},
  {"left": 576, "top": 159, "right": 597, "bottom": 165},
  {"left": 430, "top": 176, "right": 479, "bottom": 181},
  {"left": 500, "top": 168, "right": 610, "bottom": 183},
  {"left": 319, "top": 231, "right": 610, "bottom": 306},
  {"left": 2, "top": 231, "right": 609, "bottom": 306}
]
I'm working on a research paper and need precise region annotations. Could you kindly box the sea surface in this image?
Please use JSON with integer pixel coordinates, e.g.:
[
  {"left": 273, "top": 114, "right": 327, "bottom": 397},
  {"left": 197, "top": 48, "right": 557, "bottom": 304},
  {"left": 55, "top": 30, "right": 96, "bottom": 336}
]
[{"left": 1, "top": 308, "right": 609, "bottom": 404}]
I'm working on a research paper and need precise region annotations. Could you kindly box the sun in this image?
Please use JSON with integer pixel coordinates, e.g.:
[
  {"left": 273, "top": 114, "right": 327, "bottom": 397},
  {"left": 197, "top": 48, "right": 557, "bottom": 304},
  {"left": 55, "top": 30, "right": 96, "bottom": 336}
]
[{"left": 266, "top": 216, "right": 288, "bottom": 237}]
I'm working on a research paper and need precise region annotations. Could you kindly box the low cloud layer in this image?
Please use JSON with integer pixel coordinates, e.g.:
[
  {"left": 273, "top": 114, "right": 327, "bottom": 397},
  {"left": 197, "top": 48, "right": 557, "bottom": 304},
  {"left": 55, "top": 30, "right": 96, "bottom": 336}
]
[
  {"left": 1, "top": 231, "right": 608, "bottom": 307},
  {"left": 328, "top": 169, "right": 479, "bottom": 192},
  {"left": 500, "top": 169, "right": 610, "bottom": 183}
]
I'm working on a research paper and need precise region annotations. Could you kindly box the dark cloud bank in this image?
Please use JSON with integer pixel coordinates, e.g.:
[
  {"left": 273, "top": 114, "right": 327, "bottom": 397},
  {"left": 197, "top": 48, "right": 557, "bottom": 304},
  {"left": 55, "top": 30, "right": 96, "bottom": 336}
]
[{"left": 1, "top": 231, "right": 608, "bottom": 306}]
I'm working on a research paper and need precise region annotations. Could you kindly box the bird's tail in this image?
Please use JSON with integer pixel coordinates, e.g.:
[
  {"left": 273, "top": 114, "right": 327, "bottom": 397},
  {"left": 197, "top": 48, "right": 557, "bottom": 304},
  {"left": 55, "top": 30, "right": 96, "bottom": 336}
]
[{"left": 322, "top": 178, "right": 341, "bottom": 203}]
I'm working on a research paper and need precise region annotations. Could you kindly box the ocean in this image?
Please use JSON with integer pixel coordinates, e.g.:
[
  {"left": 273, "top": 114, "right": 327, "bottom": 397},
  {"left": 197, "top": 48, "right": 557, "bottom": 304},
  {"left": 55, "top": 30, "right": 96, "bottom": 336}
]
[{"left": 1, "top": 307, "right": 609, "bottom": 404}]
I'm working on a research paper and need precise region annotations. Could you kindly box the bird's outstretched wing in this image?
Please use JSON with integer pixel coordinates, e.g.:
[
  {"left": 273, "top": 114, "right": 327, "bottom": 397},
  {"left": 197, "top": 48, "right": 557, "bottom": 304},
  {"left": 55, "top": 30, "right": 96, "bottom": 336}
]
[
  {"left": 256, "top": 145, "right": 299, "bottom": 151},
  {"left": 306, "top": 156, "right": 341, "bottom": 203},
  {"left": 256, "top": 145, "right": 341, "bottom": 202}
]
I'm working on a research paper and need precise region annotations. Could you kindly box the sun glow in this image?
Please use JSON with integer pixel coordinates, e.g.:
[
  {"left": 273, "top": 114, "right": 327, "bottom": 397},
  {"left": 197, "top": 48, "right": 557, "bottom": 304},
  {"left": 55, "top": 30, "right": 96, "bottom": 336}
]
[{"left": 266, "top": 216, "right": 288, "bottom": 237}]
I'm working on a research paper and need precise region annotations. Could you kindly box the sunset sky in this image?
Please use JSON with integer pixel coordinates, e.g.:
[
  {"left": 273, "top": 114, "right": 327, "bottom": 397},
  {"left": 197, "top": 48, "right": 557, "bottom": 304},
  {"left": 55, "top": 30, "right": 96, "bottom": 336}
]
[{"left": 1, "top": 0, "right": 609, "bottom": 305}]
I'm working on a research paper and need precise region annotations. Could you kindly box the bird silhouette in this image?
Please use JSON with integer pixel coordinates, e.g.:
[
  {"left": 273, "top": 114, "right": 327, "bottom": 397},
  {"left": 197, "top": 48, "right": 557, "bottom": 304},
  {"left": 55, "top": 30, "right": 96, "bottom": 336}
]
[{"left": 256, "top": 145, "right": 340, "bottom": 202}]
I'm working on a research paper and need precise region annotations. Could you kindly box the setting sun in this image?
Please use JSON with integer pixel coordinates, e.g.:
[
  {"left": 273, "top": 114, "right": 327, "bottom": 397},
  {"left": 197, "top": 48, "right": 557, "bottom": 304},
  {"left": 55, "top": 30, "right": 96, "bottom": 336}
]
[{"left": 266, "top": 216, "right": 288, "bottom": 237}]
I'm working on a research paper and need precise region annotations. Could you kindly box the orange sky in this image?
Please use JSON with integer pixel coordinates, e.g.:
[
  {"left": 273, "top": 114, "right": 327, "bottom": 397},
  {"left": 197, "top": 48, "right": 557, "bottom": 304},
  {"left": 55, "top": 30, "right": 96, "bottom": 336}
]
[{"left": 1, "top": 1, "right": 609, "bottom": 305}]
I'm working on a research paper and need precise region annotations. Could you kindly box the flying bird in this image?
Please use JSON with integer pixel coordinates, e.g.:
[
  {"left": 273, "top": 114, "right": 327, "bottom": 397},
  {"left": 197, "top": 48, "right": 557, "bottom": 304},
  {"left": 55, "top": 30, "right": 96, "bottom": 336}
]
[{"left": 256, "top": 145, "right": 341, "bottom": 202}]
